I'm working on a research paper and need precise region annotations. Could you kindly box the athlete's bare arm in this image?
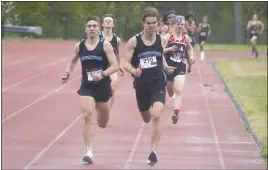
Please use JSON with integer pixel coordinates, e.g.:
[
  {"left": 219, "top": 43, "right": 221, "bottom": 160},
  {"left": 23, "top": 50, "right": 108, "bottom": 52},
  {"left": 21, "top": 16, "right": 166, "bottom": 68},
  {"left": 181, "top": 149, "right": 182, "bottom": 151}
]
[
  {"left": 208, "top": 24, "right": 212, "bottom": 35},
  {"left": 197, "top": 23, "right": 202, "bottom": 32},
  {"left": 161, "top": 35, "right": 176, "bottom": 73},
  {"left": 246, "top": 21, "right": 251, "bottom": 30},
  {"left": 60, "top": 42, "right": 80, "bottom": 83},
  {"left": 123, "top": 36, "right": 141, "bottom": 77},
  {"left": 258, "top": 21, "right": 265, "bottom": 33},
  {"left": 116, "top": 36, "right": 121, "bottom": 64},
  {"left": 161, "top": 35, "right": 169, "bottom": 67},
  {"left": 103, "top": 40, "right": 119, "bottom": 76},
  {"left": 162, "top": 34, "right": 178, "bottom": 55},
  {"left": 65, "top": 42, "right": 80, "bottom": 73},
  {"left": 185, "top": 35, "right": 194, "bottom": 63},
  {"left": 162, "top": 25, "right": 169, "bottom": 34}
]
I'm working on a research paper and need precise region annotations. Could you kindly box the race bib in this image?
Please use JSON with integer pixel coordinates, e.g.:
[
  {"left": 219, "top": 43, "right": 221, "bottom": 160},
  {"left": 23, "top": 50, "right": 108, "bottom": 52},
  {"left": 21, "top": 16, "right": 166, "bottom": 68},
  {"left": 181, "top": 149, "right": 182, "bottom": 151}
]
[
  {"left": 251, "top": 30, "right": 256, "bottom": 34},
  {"left": 200, "top": 32, "right": 206, "bottom": 36},
  {"left": 171, "top": 53, "right": 182, "bottom": 62},
  {"left": 87, "top": 69, "right": 102, "bottom": 81},
  {"left": 140, "top": 56, "right": 157, "bottom": 69}
]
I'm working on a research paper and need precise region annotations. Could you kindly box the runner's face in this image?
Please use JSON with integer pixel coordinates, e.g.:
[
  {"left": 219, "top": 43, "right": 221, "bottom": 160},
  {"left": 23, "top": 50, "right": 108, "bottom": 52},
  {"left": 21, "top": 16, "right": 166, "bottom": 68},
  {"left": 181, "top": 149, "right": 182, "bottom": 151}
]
[
  {"left": 174, "top": 17, "right": 185, "bottom": 33},
  {"left": 102, "top": 17, "right": 114, "bottom": 28},
  {"left": 143, "top": 17, "right": 157, "bottom": 34},
  {"left": 202, "top": 16, "right": 207, "bottom": 23},
  {"left": 167, "top": 14, "right": 176, "bottom": 24},
  {"left": 188, "top": 16, "right": 193, "bottom": 22},
  {"left": 85, "top": 20, "right": 99, "bottom": 38},
  {"left": 253, "top": 14, "right": 258, "bottom": 21}
]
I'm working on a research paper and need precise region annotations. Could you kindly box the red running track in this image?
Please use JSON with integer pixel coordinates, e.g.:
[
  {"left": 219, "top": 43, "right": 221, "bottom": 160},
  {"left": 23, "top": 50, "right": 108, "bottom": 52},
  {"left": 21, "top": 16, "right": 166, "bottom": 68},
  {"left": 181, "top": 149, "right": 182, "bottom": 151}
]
[{"left": 2, "top": 40, "right": 267, "bottom": 169}]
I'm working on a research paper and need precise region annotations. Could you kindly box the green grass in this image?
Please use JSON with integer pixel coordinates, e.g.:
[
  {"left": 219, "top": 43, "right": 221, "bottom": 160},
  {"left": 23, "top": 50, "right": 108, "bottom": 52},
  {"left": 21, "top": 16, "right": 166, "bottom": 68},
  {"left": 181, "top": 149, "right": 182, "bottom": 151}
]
[
  {"left": 215, "top": 58, "right": 267, "bottom": 161},
  {"left": 205, "top": 44, "right": 267, "bottom": 51}
]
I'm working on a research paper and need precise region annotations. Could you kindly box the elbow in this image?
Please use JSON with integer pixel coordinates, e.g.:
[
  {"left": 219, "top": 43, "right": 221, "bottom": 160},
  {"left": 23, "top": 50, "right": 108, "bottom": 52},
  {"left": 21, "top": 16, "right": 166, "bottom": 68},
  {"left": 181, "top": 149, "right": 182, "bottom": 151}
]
[{"left": 113, "top": 64, "right": 119, "bottom": 73}]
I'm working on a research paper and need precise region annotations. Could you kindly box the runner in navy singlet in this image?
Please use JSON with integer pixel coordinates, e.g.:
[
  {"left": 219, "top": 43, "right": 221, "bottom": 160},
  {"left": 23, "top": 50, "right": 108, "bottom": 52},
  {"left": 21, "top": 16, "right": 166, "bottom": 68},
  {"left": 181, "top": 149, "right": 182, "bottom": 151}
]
[
  {"left": 60, "top": 16, "right": 118, "bottom": 164},
  {"left": 124, "top": 7, "right": 176, "bottom": 166},
  {"left": 99, "top": 13, "right": 123, "bottom": 108},
  {"left": 246, "top": 14, "right": 264, "bottom": 58},
  {"left": 197, "top": 15, "right": 211, "bottom": 60}
]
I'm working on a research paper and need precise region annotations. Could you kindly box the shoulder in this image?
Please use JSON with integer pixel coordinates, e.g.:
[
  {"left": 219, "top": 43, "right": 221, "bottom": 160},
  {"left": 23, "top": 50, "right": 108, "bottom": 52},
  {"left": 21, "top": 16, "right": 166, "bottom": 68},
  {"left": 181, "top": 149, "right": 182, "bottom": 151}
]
[
  {"left": 103, "top": 39, "right": 112, "bottom": 47},
  {"left": 116, "top": 36, "right": 121, "bottom": 43},
  {"left": 127, "top": 35, "right": 138, "bottom": 48}
]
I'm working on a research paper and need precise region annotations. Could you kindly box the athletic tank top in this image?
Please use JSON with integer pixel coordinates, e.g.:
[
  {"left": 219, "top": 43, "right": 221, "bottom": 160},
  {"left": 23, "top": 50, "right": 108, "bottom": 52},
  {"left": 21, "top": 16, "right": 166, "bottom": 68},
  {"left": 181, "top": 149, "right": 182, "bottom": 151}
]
[
  {"left": 165, "top": 34, "right": 188, "bottom": 67},
  {"left": 200, "top": 23, "right": 209, "bottom": 37},
  {"left": 78, "top": 39, "right": 110, "bottom": 85},
  {"left": 249, "top": 21, "right": 258, "bottom": 34},
  {"left": 98, "top": 32, "right": 119, "bottom": 55},
  {"left": 131, "top": 33, "right": 164, "bottom": 85}
]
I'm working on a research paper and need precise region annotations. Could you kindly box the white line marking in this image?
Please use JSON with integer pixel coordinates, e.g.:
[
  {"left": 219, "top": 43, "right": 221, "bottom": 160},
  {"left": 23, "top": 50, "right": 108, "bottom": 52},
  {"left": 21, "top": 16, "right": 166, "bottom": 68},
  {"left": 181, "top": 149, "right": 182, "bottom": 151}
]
[
  {"left": 2, "top": 58, "right": 68, "bottom": 91},
  {"left": 23, "top": 114, "right": 82, "bottom": 170},
  {"left": 2, "top": 76, "right": 79, "bottom": 123},
  {"left": 124, "top": 122, "right": 145, "bottom": 169},
  {"left": 2, "top": 68, "right": 56, "bottom": 91},
  {"left": 3, "top": 57, "right": 37, "bottom": 68},
  {"left": 197, "top": 64, "right": 226, "bottom": 169}
]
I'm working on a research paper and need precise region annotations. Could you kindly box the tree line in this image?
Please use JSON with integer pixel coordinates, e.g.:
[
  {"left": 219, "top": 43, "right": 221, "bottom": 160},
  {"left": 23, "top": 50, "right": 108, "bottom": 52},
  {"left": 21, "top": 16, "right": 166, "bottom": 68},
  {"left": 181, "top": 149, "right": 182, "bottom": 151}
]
[{"left": 2, "top": 1, "right": 267, "bottom": 44}]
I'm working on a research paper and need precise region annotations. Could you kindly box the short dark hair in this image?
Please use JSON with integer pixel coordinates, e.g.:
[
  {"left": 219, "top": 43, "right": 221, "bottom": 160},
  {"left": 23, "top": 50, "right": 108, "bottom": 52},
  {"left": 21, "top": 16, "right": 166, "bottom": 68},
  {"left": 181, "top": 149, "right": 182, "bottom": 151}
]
[
  {"left": 141, "top": 7, "right": 159, "bottom": 22},
  {"left": 162, "top": 10, "right": 177, "bottom": 25},
  {"left": 102, "top": 13, "right": 115, "bottom": 23},
  {"left": 85, "top": 16, "right": 100, "bottom": 25}
]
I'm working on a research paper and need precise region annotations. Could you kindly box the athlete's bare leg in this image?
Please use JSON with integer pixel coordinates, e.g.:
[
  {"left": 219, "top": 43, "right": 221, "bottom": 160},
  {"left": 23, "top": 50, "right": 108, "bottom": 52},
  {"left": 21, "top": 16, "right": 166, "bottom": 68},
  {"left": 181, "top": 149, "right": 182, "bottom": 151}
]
[
  {"left": 80, "top": 96, "right": 96, "bottom": 164},
  {"left": 250, "top": 35, "right": 258, "bottom": 57},
  {"left": 171, "top": 75, "right": 186, "bottom": 124}
]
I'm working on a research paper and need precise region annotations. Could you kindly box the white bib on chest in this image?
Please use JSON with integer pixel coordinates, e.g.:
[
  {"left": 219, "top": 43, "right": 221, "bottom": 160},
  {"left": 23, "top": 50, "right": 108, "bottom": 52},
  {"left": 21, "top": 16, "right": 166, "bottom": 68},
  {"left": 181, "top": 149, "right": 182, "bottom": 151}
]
[
  {"left": 140, "top": 56, "right": 157, "bottom": 69},
  {"left": 87, "top": 69, "right": 103, "bottom": 81},
  {"left": 170, "top": 53, "right": 182, "bottom": 62}
]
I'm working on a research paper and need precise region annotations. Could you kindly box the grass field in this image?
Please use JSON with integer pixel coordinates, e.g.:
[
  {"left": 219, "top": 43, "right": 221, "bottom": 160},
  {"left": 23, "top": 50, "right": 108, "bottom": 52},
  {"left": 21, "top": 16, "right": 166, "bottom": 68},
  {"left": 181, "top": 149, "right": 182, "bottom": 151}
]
[
  {"left": 215, "top": 58, "right": 267, "bottom": 161},
  {"left": 205, "top": 44, "right": 267, "bottom": 52}
]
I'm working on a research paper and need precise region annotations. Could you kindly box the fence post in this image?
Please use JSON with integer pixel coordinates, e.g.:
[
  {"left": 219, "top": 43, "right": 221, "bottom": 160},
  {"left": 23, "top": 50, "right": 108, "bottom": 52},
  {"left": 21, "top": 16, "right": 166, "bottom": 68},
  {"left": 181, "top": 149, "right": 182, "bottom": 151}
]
[{"left": 234, "top": 2, "right": 244, "bottom": 44}]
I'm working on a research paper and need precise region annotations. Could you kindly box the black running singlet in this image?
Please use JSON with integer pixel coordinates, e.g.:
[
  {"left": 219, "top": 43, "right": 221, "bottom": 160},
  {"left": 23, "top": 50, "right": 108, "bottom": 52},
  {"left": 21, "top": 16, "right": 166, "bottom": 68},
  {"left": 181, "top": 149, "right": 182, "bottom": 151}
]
[
  {"left": 249, "top": 21, "right": 258, "bottom": 35},
  {"left": 199, "top": 24, "right": 209, "bottom": 37},
  {"left": 131, "top": 33, "right": 164, "bottom": 85},
  {"left": 98, "top": 32, "right": 119, "bottom": 55},
  {"left": 78, "top": 39, "right": 110, "bottom": 85}
]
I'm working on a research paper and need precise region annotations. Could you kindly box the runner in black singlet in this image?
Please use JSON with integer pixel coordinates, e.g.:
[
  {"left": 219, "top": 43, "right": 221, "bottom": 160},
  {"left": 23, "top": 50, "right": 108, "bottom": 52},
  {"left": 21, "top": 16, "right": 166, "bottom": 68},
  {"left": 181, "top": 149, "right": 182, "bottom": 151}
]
[
  {"left": 60, "top": 16, "right": 118, "bottom": 164},
  {"left": 98, "top": 13, "right": 124, "bottom": 108},
  {"left": 124, "top": 7, "right": 176, "bottom": 167},
  {"left": 197, "top": 15, "right": 211, "bottom": 60},
  {"left": 246, "top": 14, "right": 264, "bottom": 58}
]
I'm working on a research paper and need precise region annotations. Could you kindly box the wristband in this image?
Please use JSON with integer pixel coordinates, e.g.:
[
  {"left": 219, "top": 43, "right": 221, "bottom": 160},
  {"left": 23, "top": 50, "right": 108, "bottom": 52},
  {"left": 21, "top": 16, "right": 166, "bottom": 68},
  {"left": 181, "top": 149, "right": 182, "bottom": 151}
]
[{"left": 64, "top": 72, "right": 70, "bottom": 78}]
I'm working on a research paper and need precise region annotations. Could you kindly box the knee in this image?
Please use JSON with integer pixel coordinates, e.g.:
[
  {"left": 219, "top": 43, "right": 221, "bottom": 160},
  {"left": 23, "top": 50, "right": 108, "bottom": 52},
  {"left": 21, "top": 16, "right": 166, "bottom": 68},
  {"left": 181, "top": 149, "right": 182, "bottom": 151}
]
[
  {"left": 140, "top": 111, "right": 151, "bottom": 123},
  {"left": 174, "top": 87, "right": 182, "bottom": 96},
  {"left": 151, "top": 103, "right": 164, "bottom": 121},
  {"left": 151, "top": 111, "right": 161, "bottom": 122},
  {"left": 83, "top": 112, "right": 93, "bottom": 123}
]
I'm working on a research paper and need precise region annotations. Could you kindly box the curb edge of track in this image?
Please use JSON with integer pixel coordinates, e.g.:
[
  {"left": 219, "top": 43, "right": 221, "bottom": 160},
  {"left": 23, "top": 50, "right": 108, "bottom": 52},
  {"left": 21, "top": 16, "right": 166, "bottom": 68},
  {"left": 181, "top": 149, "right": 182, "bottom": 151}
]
[{"left": 211, "top": 61, "right": 263, "bottom": 153}]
